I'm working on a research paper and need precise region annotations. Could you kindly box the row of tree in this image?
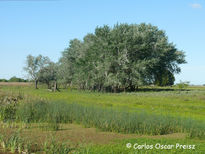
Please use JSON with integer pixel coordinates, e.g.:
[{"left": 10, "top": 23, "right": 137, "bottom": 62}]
[
  {"left": 24, "top": 23, "right": 186, "bottom": 92},
  {"left": 0, "top": 77, "right": 28, "bottom": 82}
]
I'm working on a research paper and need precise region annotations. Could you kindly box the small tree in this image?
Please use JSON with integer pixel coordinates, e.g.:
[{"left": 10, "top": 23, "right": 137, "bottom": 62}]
[
  {"left": 24, "top": 54, "right": 50, "bottom": 89},
  {"left": 176, "top": 81, "right": 190, "bottom": 90},
  {"left": 38, "top": 62, "right": 58, "bottom": 91}
]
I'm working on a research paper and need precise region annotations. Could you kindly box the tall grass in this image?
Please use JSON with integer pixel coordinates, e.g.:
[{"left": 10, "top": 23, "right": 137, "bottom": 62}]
[
  {"left": 1, "top": 92, "right": 205, "bottom": 138},
  {"left": 13, "top": 100, "right": 205, "bottom": 138},
  {"left": 0, "top": 129, "right": 73, "bottom": 153},
  {"left": 2, "top": 85, "right": 205, "bottom": 121},
  {"left": 0, "top": 130, "right": 32, "bottom": 153}
]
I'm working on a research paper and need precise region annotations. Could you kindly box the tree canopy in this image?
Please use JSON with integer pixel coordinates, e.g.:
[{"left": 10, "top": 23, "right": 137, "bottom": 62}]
[
  {"left": 58, "top": 23, "right": 186, "bottom": 92},
  {"left": 24, "top": 54, "right": 50, "bottom": 89},
  {"left": 38, "top": 62, "right": 58, "bottom": 89}
]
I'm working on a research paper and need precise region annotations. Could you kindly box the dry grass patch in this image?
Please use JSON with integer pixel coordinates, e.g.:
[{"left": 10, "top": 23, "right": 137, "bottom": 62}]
[
  {"left": 1, "top": 123, "right": 187, "bottom": 146},
  {"left": 0, "top": 82, "right": 31, "bottom": 86}
]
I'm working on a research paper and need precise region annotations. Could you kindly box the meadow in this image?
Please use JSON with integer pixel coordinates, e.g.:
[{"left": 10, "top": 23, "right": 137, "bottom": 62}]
[{"left": 0, "top": 83, "right": 205, "bottom": 153}]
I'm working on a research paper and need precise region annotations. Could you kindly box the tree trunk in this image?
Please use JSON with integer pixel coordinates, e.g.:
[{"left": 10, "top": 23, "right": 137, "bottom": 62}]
[
  {"left": 53, "top": 81, "right": 57, "bottom": 92},
  {"left": 70, "top": 82, "right": 72, "bottom": 92},
  {"left": 47, "top": 82, "right": 50, "bottom": 89},
  {"left": 114, "top": 87, "right": 117, "bottom": 93},
  {"left": 35, "top": 80, "right": 38, "bottom": 89},
  {"left": 136, "top": 85, "right": 139, "bottom": 91}
]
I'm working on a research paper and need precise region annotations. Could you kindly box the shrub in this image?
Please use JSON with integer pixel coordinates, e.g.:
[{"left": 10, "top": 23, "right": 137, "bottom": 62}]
[{"left": 176, "top": 81, "right": 190, "bottom": 90}]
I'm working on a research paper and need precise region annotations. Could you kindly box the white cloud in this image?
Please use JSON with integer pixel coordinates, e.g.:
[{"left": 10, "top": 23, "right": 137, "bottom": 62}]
[{"left": 190, "top": 3, "right": 202, "bottom": 9}]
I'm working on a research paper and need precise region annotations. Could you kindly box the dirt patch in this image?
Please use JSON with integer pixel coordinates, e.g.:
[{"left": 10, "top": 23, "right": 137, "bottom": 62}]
[
  {"left": 0, "top": 123, "right": 187, "bottom": 153},
  {"left": 17, "top": 123, "right": 187, "bottom": 145},
  {"left": 141, "top": 133, "right": 186, "bottom": 139},
  {"left": 0, "top": 150, "right": 12, "bottom": 154}
]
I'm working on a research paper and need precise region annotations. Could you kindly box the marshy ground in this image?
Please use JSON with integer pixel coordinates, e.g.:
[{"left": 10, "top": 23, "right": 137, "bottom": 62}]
[{"left": 0, "top": 83, "right": 205, "bottom": 153}]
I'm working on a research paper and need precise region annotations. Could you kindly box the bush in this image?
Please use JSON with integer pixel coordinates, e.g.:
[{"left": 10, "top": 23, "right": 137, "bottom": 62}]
[
  {"left": 0, "top": 95, "right": 21, "bottom": 121},
  {"left": 176, "top": 81, "right": 190, "bottom": 90}
]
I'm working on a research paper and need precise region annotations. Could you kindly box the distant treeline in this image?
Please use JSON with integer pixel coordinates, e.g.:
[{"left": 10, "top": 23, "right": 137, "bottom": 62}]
[{"left": 0, "top": 76, "right": 28, "bottom": 82}]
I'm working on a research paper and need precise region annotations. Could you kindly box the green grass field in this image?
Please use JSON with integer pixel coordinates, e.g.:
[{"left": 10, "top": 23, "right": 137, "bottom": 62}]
[{"left": 0, "top": 83, "right": 205, "bottom": 153}]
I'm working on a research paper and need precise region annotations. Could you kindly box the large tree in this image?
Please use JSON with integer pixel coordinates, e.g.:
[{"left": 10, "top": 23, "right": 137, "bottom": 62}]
[
  {"left": 38, "top": 62, "right": 58, "bottom": 89},
  {"left": 59, "top": 23, "right": 186, "bottom": 92}
]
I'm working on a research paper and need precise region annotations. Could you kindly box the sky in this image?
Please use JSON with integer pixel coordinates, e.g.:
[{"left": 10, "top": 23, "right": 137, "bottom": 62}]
[{"left": 0, "top": 0, "right": 204, "bottom": 85}]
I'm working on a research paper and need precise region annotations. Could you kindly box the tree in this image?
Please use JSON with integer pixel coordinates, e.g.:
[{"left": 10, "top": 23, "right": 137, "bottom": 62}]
[
  {"left": 38, "top": 62, "right": 58, "bottom": 91},
  {"left": 24, "top": 54, "right": 50, "bottom": 89},
  {"left": 154, "top": 70, "right": 175, "bottom": 86},
  {"left": 58, "top": 23, "right": 186, "bottom": 92},
  {"left": 58, "top": 39, "right": 84, "bottom": 89},
  {"left": 176, "top": 81, "right": 190, "bottom": 90},
  {"left": 0, "top": 79, "right": 8, "bottom": 82},
  {"left": 8, "top": 76, "right": 27, "bottom": 82}
]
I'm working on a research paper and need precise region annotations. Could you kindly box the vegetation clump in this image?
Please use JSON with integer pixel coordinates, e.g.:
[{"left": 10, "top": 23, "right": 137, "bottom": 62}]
[
  {"left": 176, "top": 81, "right": 190, "bottom": 90},
  {"left": 0, "top": 93, "right": 23, "bottom": 122},
  {"left": 0, "top": 129, "right": 73, "bottom": 153},
  {"left": 24, "top": 23, "right": 186, "bottom": 92}
]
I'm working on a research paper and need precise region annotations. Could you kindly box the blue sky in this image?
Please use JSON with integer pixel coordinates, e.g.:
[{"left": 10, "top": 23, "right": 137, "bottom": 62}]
[{"left": 0, "top": 0, "right": 204, "bottom": 85}]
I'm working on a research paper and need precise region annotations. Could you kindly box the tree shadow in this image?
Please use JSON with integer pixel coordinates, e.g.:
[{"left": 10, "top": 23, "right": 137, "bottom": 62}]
[
  {"left": 129, "top": 88, "right": 190, "bottom": 92},
  {"left": 114, "top": 87, "right": 191, "bottom": 93}
]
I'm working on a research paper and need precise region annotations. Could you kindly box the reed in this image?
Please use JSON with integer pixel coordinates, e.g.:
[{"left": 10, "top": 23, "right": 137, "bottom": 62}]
[{"left": 14, "top": 100, "right": 205, "bottom": 138}]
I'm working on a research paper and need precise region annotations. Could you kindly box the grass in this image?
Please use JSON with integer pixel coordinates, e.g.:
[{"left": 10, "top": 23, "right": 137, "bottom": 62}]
[
  {"left": 1, "top": 84, "right": 205, "bottom": 153},
  {"left": 77, "top": 138, "right": 205, "bottom": 154},
  {"left": 0, "top": 128, "right": 73, "bottom": 153},
  {"left": 7, "top": 100, "right": 203, "bottom": 138},
  {"left": 1, "top": 85, "right": 205, "bottom": 121},
  {"left": 0, "top": 122, "right": 204, "bottom": 154},
  {"left": 1, "top": 93, "right": 205, "bottom": 138},
  {"left": 0, "top": 129, "right": 32, "bottom": 153}
]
